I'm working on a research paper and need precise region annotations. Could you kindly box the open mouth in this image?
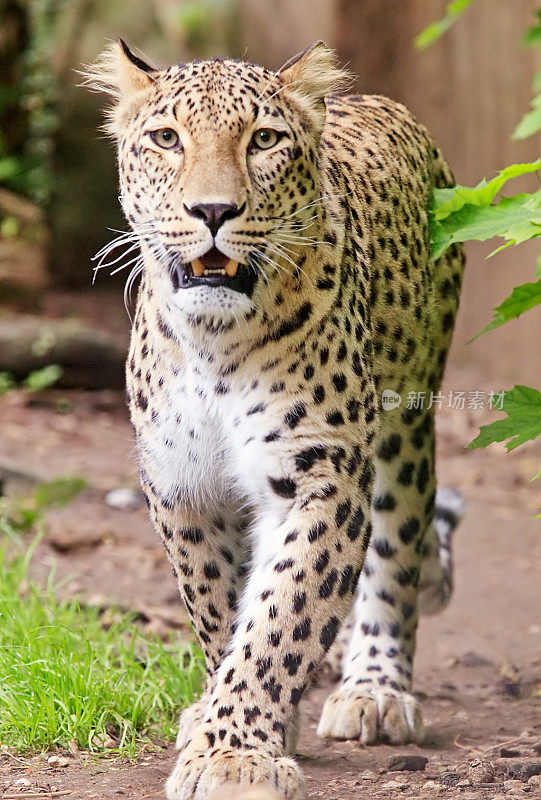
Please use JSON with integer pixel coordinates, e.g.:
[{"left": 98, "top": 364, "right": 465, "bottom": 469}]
[{"left": 170, "top": 247, "right": 257, "bottom": 296}]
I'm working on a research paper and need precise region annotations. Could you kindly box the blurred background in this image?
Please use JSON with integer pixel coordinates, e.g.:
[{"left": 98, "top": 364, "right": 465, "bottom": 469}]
[{"left": 0, "top": 0, "right": 540, "bottom": 385}]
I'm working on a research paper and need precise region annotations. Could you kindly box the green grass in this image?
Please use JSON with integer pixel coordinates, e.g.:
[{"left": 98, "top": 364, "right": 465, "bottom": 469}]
[{"left": 0, "top": 534, "right": 204, "bottom": 755}]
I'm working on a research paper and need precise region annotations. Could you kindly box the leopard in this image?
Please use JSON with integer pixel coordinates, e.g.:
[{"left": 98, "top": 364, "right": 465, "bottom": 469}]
[{"left": 86, "top": 39, "right": 465, "bottom": 800}]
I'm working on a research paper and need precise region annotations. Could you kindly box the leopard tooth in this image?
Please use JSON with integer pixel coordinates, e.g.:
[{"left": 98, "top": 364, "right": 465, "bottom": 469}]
[
  {"left": 225, "top": 259, "right": 239, "bottom": 277},
  {"left": 191, "top": 258, "right": 205, "bottom": 277}
]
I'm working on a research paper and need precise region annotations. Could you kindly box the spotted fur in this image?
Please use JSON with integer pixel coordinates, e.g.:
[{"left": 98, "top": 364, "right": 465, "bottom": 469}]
[{"left": 87, "top": 40, "right": 465, "bottom": 800}]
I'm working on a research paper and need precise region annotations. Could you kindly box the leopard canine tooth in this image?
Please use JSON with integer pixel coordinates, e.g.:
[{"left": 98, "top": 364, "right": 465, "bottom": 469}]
[
  {"left": 225, "top": 259, "right": 239, "bottom": 277},
  {"left": 191, "top": 258, "right": 205, "bottom": 277}
]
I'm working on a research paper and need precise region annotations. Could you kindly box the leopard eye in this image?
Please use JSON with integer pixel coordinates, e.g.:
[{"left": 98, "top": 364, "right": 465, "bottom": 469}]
[
  {"left": 150, "top": 128, "right": 180, "bottom": 150},
  {"left": 251, "top": 128, "right": 281, "bottom": 150}
]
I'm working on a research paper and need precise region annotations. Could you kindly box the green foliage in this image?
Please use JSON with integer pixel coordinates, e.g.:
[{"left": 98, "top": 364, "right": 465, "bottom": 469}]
[
  {"left": 0, "top": 364, "right": 63, "bottom": 396},
  {"left": 1, "top": 476, "right": 87, "bottom": 536},
  {"left": 0, "top": 371, "right": 15, "bottom": 395},
  {"left": 430, "top": 161, "right": 541, "bottom": 260},
  {"left": 33, "top": 476, "right": 87, "bottom": 510},
  {"left": 469, "top": 385, "right": 541, "bottom": 451},
  {"left": 512, "top": 93, "right": 541, "bottom": 140},
  {"left": 415, "top": 0, "right": 477, "bottom": 50},
  {"left": 22, "top": 364, "right": 63, "bottom": 391},
  {"left": 419, "top": 7, "right": 541, "bottom": 467},
  {"left": 513, "top": 10, "right": 541, "bottom": 140},
  {"left": 472, "top": 279, "right": 541, "bottom": 339},
  {"left": 0, "top": 536, "right": 204, "bottom": 753}
]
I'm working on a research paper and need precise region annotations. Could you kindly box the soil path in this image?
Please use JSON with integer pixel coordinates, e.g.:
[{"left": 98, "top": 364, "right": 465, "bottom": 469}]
[{"left": 1, "top": 353, "right": 540, "bottom": 800}]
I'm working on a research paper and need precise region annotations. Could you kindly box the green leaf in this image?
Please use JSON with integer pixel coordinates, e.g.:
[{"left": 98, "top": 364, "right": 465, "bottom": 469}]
[
  {"left": 523, "top": 10, "right": 541, "bottom": 47},
  {"left": 472, "top": 280, "right": 541, "bottom": 339},
  {"left": 469, "top": 385, "right": 541, "bottom": 451},
  {"left": 531, "top": 466, "right": 541, "bottom": 481},
  {"left": 33, "top": 477, "right": 87, "bottom": 510},
  {"left": 415, "top": 0, "right": 476, "bottom": 50},
  {"left": 512, "top": 94, "right": 541, "bottom": 140},
  {"left": 0, "top": 371, "right": 15, "bottom": 395},
  {"left": 431, "top": 189, "right": 541, "bottom": 261},
  {"left": 433, "top": 161, "right": 541, "bottom": 221},
  {"left": 23, "top": 364, "right": 63, "bottom": 392}
]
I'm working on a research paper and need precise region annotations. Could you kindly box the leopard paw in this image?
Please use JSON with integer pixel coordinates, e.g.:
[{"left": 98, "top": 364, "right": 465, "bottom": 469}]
[
  {"left": 166, "top": 732, "right": 305, "bottom": 800},
  {"left": 317, "top": 686, "right": 424, "bottom": 744}
]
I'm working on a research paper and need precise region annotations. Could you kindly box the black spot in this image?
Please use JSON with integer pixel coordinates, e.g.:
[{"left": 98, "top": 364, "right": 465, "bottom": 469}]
[
  {"left": 180, "top": 526, "right": 204, "bottom": 543},
  {"left": 285, "top": 402, "right": 307, "bottom": 429},
  {"left": 268, "top": 476, "right": 297, "bottom": 498},
  {"left": 292, "top": 591, "right": 306, "bottom": 613},
  {"left": 335, "top": 499, "right": 351, "bottom": 527},
  {"left": 332, "top": 373, "right": 347, "bottom": 392},
  {"left": 346, "top": 506, "right": 365, "bottom": 541},
  {"left": 320, "top": 616, "right": 340, "bottom": 651},
  {"left": 283, "top": 653, "right": 302, "bottom": 675},
  {"left": 374, "top": 538, "right": 397, "bottom": 558},
  {"left": 398, "top": 462, "right": 415, "bottom": 485},
  {"left": 313, "top": 385, "right": 325, "bottom": 404},
  {"left": 373, "top": 493, "right": 396, "bottom": 512},
  {"left": 308, "top": 521, "right": 328, "bottom": 543},
  {"left": 295, "top": 445, "right": 327, "bottom": 472},
  {"left": 203, "top": 561, "right": 221, "bottom": 579},
  {"left": 416, "top": 457, "right": 430, "bottom": 494},
  {"left": 274, "top": 558, "right": 295, "bottom": 572},
  {"left": 319, "top": 569, "right": 338, "bottom": 598},
  {"left": 136, "top": 390, "right": 148, "bottom": 412},
  {"left": 326, "top": 410, "right": 345, "bottom": 426},
  {"left": 398, "top": 517, "right": 421, "bottom": 544},
  {"left": 314, "top": 549, "right": 330, "bottom": 573},
  {"left": 247, "top": 402, "right": 266, "bottom": 415},
  {"left": 338, "top": 565, "right": 354, "bottom": 596},
  {"left": 256, "top": 657, "right": 272, "bottom": 679},
  {"left": 293, "top": 618, "right": 311, "bottom": 641},
  {"left": 377, "top": 433, "right": 402, "bottom": 461}
]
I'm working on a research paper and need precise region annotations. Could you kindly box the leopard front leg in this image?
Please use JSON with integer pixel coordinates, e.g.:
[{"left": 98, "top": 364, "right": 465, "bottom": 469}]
[
  {"left": 318, "top": 404, "right": 436, "bottom": 745},
  {"left": 145, "top": 489, "right": 249, "bottom": 750},
  {"left": 166, "top": 457, "right": 373, "bottom": 800}
]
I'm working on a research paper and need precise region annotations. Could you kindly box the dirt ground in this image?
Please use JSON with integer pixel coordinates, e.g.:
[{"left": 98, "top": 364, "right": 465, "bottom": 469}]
[{"left": 0, "top": 292, "right": 540, "bottom": 800}]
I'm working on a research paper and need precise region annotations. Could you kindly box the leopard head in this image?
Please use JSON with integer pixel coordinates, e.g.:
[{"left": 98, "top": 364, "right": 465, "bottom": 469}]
[{"left": 85, "top": 40, "right": 348, "bottom": 321}]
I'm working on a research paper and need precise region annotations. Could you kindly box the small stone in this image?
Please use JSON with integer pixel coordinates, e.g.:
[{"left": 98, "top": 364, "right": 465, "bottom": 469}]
[
  {"left": 389, "top": 754, "right": 428, "bottom": 772},
  {"left": 105, "top": 487, "right": 143, "bottom": 511},
  {"left": 504, "top": 779, "right": 526, "bottom": 790},
  {"left": 468, "top": 757, "right": 496, "bottom": 785},
  {"left": 501, "top": 748, "right": 522, "bottom": 758},
  {"left": 456, "top": 779, "right": 471, "bottom": 787},
  {"left": 528, "top": 775, "right": 541, "bottom": 787},
  {"left": 507, "top": 761, "right": 541, "bottom": 782},
  {"left": 438, "top": 771, "right": 460, "bottom": 786},
  {"left": 47, "top": 754, "right": 71, "bottom": 767},
  {"left": 421, "top": 780, "right": 442, "bottom": 793},
  {"left": 359, "top": 770, "right": 377, "bottom": 780},
  {"left": 382, "top": 779, "right": 410, "bottom": 790}
]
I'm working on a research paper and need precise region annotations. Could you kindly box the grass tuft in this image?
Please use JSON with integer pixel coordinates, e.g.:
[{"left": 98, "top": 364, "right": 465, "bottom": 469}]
[{"left": 0, "top": 536, "right": 204, "bottom": 755}]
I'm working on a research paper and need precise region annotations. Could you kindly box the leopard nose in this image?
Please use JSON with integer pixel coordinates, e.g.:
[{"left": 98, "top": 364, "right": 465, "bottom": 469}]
[{"left": 184, "top": 202, "right": 245, "bottom": 237}]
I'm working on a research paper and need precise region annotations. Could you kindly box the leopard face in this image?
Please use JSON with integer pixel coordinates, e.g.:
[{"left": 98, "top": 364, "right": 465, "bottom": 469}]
[{"left": 91, "top": 44, "right": 345, "bottom": 321}]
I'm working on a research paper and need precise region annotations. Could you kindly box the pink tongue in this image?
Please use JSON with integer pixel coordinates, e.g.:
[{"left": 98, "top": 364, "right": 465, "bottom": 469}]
[{"left": 200, "top": 247, "right": 229, "bottom": 270}]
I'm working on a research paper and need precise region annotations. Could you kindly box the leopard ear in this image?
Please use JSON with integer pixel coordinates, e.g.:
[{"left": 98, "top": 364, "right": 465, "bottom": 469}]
[
  {"left": 278, "top": 41, "right": 350, "bottom": 103},
  {"left": 81, "top": 39, "right": 156, "bottom": 99}
]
